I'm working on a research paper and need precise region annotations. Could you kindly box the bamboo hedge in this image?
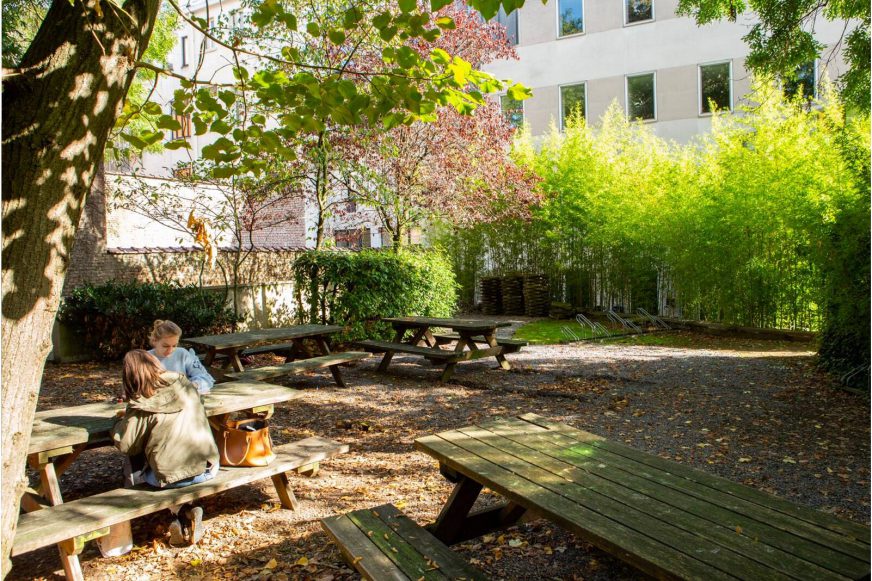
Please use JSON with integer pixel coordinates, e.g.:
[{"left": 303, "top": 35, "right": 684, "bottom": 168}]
[{"left": 439, "top": 83, "right": 870, "bottom": 375}]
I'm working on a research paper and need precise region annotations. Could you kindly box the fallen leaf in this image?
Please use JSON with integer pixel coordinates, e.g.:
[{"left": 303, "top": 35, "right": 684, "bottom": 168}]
[
  {"left": 738, "top": 457, "right": 752, "bottom": 463},
  {"left": 294, "top": 557, "right": 307, "bottom": 567}
]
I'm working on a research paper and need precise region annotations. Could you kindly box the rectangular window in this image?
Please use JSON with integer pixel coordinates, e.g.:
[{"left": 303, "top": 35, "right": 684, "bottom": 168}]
[
  {"left": 784, "top": 61, "right": 817, "bottom": 100},
  {"left": 625, "top": 0, "right": 653, "bottom": 24},
  {"left": 180, "top": 36, "right": 188, "bottom": 67},
  {"left": 172, "top": 114, "right": 192, "bottom": 140},
  {"left": 558, "top": 0, "right": 584, "bottom": 36},
  {"left": 626, "top": 72, "right": 656, "bottom": 120},
  {"left": 205, "top": 18, "right": 216, "bottom": 50},
  {"left": 500, "top": 94, "right": 524, "bottom": 129},
  {"left": 335, "top": 228, "right": 370, "bottom": 249},
  {"left": 560, "top": 83, "right": 586, "bottom": 129},
  {"left": 699, "top": 61, "right": 732, "bottom": 114},
  {"left": 496, "top": 6, "right": 519, "bottom": 45}
]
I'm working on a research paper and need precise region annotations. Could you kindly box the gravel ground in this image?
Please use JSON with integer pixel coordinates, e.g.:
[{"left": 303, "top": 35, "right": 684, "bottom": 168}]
[{"left": 10, "top": 330, "right": 870, "bottom": 580}]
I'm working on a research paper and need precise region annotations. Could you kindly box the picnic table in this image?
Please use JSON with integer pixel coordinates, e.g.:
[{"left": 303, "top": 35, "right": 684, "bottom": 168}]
[
  {"left": 355, "top": 317, "right": 526, "bottom": 382},
  {"left": 185, "top": 324, "right": 344, "bottom": 374},
  {"left": 19, "top": 380, "right": 340, "bottom": 580},
  {"left": 415, "top": 413, "right": 870, "bottom": 581},
  {"left": 25, "top": 379, "right": 303, "bottom": 509}
]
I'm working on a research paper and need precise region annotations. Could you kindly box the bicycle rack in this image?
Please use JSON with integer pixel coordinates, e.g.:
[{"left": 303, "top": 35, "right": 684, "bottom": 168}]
[
  {"left": 576, "top": 313, "right": 611, "bottom": 337},
  {"left": 637, "top": 307, "right": 671, "bottom": 330},
  {"left": 561, "top": 326, "right": 581, "bottom": 341},
  {"left": 606, "top": 310, "right": 643, "bottom": 333}
]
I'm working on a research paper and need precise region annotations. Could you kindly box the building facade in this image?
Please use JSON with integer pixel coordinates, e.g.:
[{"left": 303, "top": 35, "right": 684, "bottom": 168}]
[{"left": 484, "top": 0, "right": 849, "bottom": 142}]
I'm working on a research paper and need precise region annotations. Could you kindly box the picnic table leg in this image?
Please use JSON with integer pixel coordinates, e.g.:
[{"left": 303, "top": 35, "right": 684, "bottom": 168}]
[
  {"left": 483, "top": 331, "right": 511, "bottom": 370},
  {"left": 227, "top": 349, "right": 245, "bottom": 372},
  {"left": 438, "top": 335, "right": 469, "bottom": 383},
  {"left": 36, "top": 460, "right": 87, "bottom": 580},
  {"left": 313, "top": 337, "right": 346, "bottom": 388},
  {"left": 271, "top": 472, "right": 300, "bottom": 510},
  {"left": 430, "top": 475, "right": 483, "bottom": 544},
  {"left": 378, "top": 327, "right": 406, "bottom": 372}
]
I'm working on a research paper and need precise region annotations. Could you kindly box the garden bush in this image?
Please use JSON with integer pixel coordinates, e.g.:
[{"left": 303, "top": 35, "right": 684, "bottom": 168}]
[
  {"left": 58, "top": 281, "right": 241, "bottom": 360},
  {"left": 293, "top": 249, "right": 457, "bottom": 342}
]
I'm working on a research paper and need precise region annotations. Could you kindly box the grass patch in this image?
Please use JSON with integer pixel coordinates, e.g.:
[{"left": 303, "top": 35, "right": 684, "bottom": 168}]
[{"left": 514, "top": 319, "right": 595, "bottom": 344}]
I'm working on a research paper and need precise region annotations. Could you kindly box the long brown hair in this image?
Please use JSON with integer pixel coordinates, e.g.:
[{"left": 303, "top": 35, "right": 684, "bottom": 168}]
[{"left": 122, "top": 350, "right": 169, "bottom": 400}]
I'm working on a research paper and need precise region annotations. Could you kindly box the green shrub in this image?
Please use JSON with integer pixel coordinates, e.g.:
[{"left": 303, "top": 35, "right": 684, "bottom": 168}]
[
  {"left": 58, "top": 281, "right": 241, "bottom": 360},
  {"left": 293, "top": 249, "right": 458, "bottom": 341}
]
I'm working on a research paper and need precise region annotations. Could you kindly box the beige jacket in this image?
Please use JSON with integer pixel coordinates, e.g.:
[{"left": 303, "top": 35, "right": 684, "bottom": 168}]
[{"left": 112, "top": 372, "right": 219, "bottom": 487}]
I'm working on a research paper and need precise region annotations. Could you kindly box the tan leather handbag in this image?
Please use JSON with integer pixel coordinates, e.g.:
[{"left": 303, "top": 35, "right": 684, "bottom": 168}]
[{"left": 209, "top": 415, "right": 276, "bottom": 467}]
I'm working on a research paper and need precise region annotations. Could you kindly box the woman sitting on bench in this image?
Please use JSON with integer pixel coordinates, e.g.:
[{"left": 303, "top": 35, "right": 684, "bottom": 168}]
[
  {"left": 113, "top": 350, "right": 220, "bottom": 546},
  {"left": 148, "top": 319, "right": 215, "bottom": 394}
]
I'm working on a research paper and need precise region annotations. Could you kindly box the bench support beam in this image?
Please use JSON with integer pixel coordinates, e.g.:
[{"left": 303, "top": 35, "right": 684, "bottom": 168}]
[{"left": 270, "top": 473, "right": 299, "bottom": 510}]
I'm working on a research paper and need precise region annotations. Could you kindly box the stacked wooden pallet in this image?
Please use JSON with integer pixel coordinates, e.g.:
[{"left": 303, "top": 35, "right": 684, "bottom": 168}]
[
  {"left": 523, "top": 274, "right": 550, "bottom": 317},
  {"left": 549, "top": 301, "right": 576, "bottom": 319},
  {"left": 501, "top": 274, "right": 525, "bottom": 315},
  {"left": 480, "top": 276, "right": 503, "bottom": 315}
]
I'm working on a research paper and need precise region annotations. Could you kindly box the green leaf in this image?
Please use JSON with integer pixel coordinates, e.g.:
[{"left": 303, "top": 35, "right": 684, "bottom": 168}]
[
  {"left": 507, "top": 82, "right": 533, "bottom": 101},
  {"left": 142, "top": 101, "right": 163, "bottom": 116},
  {"left": 398, "top": 0, "right": 415, "bottom": 13},
  {"left": 430, "top": 0, "right": 452, "bottom": 10},
  {"left": 156, "top": 115, "right": 183, "bottom": 131},
  {"left": 430, "top": 48, "right": 451, "bottom": 64},
  {"left": 218, "top": 90, "right": 236, "bottom": 107},
  {"left": 120, "top": 133, "right": 147, "bottom": 149},
  {"left": 434, "top": 16, "right": 456, "bottom": 29},
  {"left": 379, "top": 26, "right": 398, "bottom": 42},
  {"left": 328, "top": 29, "right": 346, "bottom": 44},
  {"left": 306, "top": 22, "right": 320, "bottom": 36},
  {"left": 165, "top": 139, "right": 191, "bottom": 150},
  {"left": 372, "top": 12, "right": 391, "bottom": 30},
  {"left": 211, "top": 166, "right": 237, "bottom": 179},
  {"left": 211, "top": 119, "right": 232, "bottom": 134}
]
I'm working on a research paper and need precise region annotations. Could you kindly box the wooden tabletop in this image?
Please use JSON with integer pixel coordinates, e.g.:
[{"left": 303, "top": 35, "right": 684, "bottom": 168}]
[
  {"left": 29, "top": 380, "right": 303, "bottom": 455},
  {"left": 382, "top": 317, "right": 511, "bottom": 332},
  {"left": 415, "top": 414, "right": 870, "bottom": 581},
  {"left": 185, "top": 324, "right": 345, "bottom": 349}
]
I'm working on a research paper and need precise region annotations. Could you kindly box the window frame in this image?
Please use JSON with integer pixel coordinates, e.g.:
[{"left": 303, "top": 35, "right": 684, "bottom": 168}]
[
  {"left": 495, "top": 6, "right": 519, "bottom": 46},
  {"left": 698, "top": 60, "right": 733, "bottom": 116},
  {"left": 623, "top": 0, "right": 655, "bottom": 26},
  {"left": 204, "top": 18, "right": 217, "bottom": 51},
  {"left": 556, "top": 0, "right": 585, "bottom": 38},
  {"left": 180, "top": 35, "right": 188, "bottom": 68},
  {"left": 559, "top": 81, "right": 587, "bottom": 131},
  {"left": 625, "top": 71, "right": 657, "bottom": 122}
]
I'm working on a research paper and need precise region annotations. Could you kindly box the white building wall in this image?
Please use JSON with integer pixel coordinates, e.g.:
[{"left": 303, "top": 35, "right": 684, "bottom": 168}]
[{"left": 487, "top": 0, "right": 851, "bottom": 141}]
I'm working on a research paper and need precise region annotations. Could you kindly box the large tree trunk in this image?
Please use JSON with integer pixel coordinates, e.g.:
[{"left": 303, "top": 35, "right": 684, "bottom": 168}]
[{"left": 1, "top": 0, "right": 160, "bottom": 573}]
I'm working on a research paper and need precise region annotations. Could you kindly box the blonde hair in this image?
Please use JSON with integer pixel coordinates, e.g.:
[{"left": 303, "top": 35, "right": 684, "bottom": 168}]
[
  {"left": 149, "top": 319, "right": 183, "bottom": 343},
  {"left": 122, "top": 350, "right": 169, "bottom": 400}
]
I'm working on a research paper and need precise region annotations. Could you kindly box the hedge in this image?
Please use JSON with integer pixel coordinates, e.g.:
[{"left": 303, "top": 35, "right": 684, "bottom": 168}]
[
  {"left": 292, "top": 249, "right": 457, "bottom": 342},
  {"left": 58, "top": 281, "right": 241, "bottom": 360}
]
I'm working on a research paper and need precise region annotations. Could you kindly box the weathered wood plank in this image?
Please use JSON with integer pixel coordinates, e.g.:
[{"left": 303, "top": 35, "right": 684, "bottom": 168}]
[
  {"left": 322, "top": 514, "right": 410, "bottom": 581},
  {"left": 13, "top": 437, "right": 349, "bottom": 556},
  {"left": 353, "top": 341, "right": 456, "bottom": 360},
  {"left": 224, "top": 352, "right": 370, "bottom": 382},
  {"left": 375, "top": 504, "right": 489, "bottom": 581},
  {"left": 346, "top": 508, "right": 449, "bottom": 581},
  {"left": 415, "top": 434, "right": 737, "bottom": 581},
  {"left": 447, "top": 426, "right": 780, "bottom": 580},
  {"left": 517, "top": 414, "right": 871, "bottom": 547},
  {"left": 185, "top": 325, "right": 344, "bottom": 350},
  {"left": 473, "top": 422, "right": 856, "bottom": 581},
  {"left": 382, "top": 317, "right": 511, "bottom": 332}
]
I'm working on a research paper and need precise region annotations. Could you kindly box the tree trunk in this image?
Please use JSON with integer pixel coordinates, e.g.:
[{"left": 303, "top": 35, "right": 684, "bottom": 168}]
[{"left": 1, "top": 0, "right": 160, "bottom": 573}]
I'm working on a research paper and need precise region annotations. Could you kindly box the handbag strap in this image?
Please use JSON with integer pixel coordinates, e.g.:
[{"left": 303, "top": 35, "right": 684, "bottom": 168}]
[{"left": 221, "top": 430, "right": 252, "bottom": 467}]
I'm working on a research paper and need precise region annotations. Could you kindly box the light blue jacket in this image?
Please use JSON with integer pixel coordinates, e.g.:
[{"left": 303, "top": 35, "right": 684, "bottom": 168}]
[{"left": 149, "top": 347, "right": 215, "bottom": 394}]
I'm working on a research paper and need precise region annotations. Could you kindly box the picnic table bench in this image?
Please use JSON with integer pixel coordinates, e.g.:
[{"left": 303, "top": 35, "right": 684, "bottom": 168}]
[
  {"left": 415, "top": 413, "right": 870, "bottom": 581},
  {"left": 322, "top": 503, "right": 488, "bottom": 580},
  {"left": 19, "top": 380, "right": 344, "bottom": 580},
  {"left": 354, "top": 317, "right": 522, "bottom": 382},
  {"left": 224, "top": 351, "right": 370, "bottom": 386},
  {"left": 185, "top": 324, "right": 344, "bottom": 374}
]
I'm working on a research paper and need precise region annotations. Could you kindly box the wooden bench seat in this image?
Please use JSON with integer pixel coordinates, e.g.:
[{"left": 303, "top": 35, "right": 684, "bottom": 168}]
[
  {"left": 240, "top": 342, "right": 297, "bottom": 357},
  {"left": 13, "top": 437, "right": 349, "bottom": 558},
  {"left": 223, "top": 352, "right": 370, "bottom": 384},
  {"left": 354, "top": 340, "right": 457, "bottom": 360},
  {"left": 322, "top": 503, "right": 488, "bottom": 581},
  {"left": 433, "top": 334, "right": 528, "bottom": 353}
]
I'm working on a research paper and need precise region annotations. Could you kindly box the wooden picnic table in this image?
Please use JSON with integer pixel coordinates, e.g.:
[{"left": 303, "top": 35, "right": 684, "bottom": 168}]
[
  {"left": 415, "top": 413, "right": 870, "bottom": 581},
  {"left": 25, "top": 380, "right": 303, "bottom": 509},
  {"left": 355, "top": 317, "right": 524, "bottom": 382},
  {"left": 185, "top": 324, "right": 345, "bottom": 373}
]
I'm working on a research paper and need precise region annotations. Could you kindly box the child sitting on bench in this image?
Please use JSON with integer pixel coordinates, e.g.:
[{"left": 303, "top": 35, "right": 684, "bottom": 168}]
[
  {"left": 148, "top": 319, "right": 215, "bottom": 394},
  {"left": 113, "top": 350, "right": 220, "bottom": 546}
]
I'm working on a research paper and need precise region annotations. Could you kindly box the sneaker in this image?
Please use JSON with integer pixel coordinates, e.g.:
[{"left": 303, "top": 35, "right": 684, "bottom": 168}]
[
  {"left": 185, "top": 506, "right": 204, "bottom": 545},
  {"left": 168, "top": 518, "right": 186, "bottom": 546}
]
